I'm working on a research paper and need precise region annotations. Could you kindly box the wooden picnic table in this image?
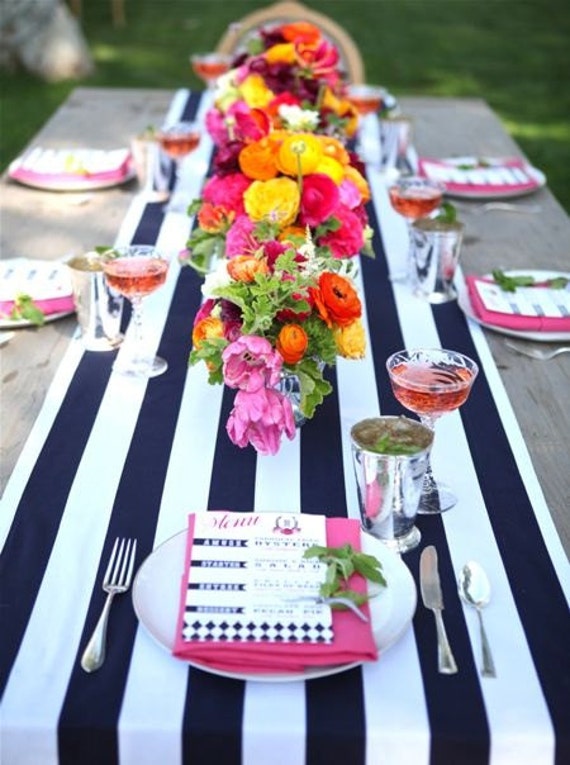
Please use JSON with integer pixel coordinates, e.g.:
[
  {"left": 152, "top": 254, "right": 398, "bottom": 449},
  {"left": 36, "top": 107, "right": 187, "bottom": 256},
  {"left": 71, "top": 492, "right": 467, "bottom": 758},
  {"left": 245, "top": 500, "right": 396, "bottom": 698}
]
[{"left": 1, "top": 87, "right": 569, "bottom": 556}]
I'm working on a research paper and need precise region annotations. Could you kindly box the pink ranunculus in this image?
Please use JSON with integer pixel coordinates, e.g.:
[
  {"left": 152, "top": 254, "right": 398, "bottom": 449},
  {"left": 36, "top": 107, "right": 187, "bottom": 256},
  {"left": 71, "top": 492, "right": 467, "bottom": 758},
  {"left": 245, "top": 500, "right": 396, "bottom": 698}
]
[
  {"left": 193, "top": 298, "right": 217, "bottom": 326},
  {"left": 317, "top": 205, "right": 365, "bottom": 259},
  {"left": 222, "top": 335, "right": 283, "bottom": 392},
  {"left": 205, "top": 108, "right": 229, "bottom": 146},
  {"left": 226, "top": 387, "right": 296, "bottom": 455},
  {"left": 299, "top": 173, "right": 340, "bottom": 227},
  {"left": 225, "top": 214, "right": 259, "bottom": 258},
  {"left": 338, "top": 178, "right": 362, "bottom": 210},
  {"left": 202, "top": 173, "right": 251, "bottom": 216}
]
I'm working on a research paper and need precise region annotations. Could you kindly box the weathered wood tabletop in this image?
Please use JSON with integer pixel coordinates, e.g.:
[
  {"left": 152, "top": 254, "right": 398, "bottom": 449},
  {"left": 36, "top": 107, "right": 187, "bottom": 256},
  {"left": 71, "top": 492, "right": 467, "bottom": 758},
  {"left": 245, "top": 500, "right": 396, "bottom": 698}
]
[{"left": 1, "top": 87, "right": 569, "bottom": 555}]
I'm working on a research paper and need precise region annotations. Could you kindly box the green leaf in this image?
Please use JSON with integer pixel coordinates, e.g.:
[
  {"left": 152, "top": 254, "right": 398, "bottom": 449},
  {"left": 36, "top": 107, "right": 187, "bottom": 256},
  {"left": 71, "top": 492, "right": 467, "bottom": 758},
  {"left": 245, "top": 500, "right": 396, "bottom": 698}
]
[
  {"left": 10, "top": 294, "right": 45, "bottom": 326},
  {"left": 303, "top": 541, "right": 386, "bottom": 604},
  {"left": 433, "top": 201, "right": 457, "bottom": 223},
  {"left": 491, "top": 269, "right": 536, "bottom": 292}
]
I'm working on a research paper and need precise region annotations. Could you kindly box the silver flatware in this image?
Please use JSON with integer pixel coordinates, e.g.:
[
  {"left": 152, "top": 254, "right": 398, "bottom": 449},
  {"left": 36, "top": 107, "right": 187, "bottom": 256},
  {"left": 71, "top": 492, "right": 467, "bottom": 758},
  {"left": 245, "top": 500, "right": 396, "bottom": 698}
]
[
  {"left": 458, "top": 561, "right": 496, "bottom": 678},
  {"left": 456, "top": 201, "right": 542, "bottom": 215},
  {"left": 504, "top": 340, "right": 570, "bottom": 360},
  {"left": 420, "top": 545, "right": 458, "bottom": 674},
  {"left": 81, "top": 537, "right": 137, "bottom": 673}
]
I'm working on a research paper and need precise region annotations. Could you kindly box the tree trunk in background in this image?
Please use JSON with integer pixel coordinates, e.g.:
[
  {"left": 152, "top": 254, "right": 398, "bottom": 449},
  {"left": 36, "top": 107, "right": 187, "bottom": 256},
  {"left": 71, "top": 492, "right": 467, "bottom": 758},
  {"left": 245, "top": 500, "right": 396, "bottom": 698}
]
[{"left": 0, "top": 0, "right": 94, "bottom": 81}]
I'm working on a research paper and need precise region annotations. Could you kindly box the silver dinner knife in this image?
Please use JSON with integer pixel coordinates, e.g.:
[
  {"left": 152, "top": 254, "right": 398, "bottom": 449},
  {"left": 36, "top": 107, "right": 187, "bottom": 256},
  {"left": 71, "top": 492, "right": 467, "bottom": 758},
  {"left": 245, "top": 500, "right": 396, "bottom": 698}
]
[{"left": 420, "top": 545, "right": 458, "bottom": 674}]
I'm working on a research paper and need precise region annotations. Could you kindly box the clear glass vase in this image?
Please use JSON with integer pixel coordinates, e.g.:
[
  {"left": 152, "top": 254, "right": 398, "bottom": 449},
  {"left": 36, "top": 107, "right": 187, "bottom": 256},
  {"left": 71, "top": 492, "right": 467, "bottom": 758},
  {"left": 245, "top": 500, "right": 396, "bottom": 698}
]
[{"left": 276, "top": 371, "right": 306, "bottom": 428}]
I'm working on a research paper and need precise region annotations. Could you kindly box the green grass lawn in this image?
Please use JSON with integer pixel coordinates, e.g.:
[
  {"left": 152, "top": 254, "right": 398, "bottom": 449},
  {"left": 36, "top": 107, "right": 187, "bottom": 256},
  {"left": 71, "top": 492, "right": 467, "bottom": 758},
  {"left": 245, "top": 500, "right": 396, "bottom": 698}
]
[{"left": 2, "top": 0, "right": 569, "bottom": 210}]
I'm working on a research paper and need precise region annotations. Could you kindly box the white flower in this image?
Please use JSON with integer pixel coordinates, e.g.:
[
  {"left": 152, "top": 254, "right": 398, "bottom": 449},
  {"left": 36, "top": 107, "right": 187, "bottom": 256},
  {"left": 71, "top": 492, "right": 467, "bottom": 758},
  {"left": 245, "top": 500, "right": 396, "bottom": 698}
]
[
  {"left": 201, "top": 258, "right": 232, "bottom": 297},
  {"left": 278, "top": 104, "right": 320, "bottom": 132}
]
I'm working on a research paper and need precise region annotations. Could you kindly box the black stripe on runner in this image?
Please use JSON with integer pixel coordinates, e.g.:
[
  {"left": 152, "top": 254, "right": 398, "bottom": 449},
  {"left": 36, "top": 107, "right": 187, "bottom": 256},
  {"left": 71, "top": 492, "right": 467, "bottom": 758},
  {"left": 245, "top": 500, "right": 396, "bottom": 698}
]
[
  {"left": 58, "top": 262, "right": 204, "bottom": 765},
  {"left": 0, "top": 351, "right": 114, "bottom": 697},
  {"left": 433, "top": 300, "right": 570, "bottom": 764},
  {"left": 300, "top": 365, "right": 348, "bottom": 518},
  {"left": 305, "top": 667, "right": 366, "bottom": 765},
  {"left": 362, "top": 197, "right": 490, "bottom": 764}
]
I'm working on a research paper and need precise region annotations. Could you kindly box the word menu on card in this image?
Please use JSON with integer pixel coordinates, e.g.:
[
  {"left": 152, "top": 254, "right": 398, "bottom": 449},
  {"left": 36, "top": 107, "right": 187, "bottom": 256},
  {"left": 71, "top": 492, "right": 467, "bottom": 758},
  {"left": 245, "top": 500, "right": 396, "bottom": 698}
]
[{"left": 178, "top": 512, "right": 333, "bottom": 645}]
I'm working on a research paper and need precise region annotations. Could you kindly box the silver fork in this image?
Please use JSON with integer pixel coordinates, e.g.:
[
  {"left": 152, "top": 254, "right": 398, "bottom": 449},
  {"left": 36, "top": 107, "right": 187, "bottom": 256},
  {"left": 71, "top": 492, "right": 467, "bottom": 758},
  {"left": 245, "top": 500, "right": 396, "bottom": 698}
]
[
  {"left": 81, "top": 537, "right": 137, "bottom": 672},
  {"left": 505, "top": 339, "right": 570, "bottom": 360}
]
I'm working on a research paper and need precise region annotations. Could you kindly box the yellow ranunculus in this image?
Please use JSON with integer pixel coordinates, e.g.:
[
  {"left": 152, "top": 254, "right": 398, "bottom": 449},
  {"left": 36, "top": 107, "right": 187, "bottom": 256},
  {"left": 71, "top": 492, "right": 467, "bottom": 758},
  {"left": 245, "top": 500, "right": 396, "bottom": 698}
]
[
  {"left": 243, "top": 177, "right": 300, "bottom": 227},
  {"left": 239, "top": 74, "right": 275, "bottom": 109},
  {"left": 314, "top": 155, "right": 345, "bottom": 184},
  {"left": 334, "top": 319, "right": 366, "bottom": 359},
  {"left": 264, "top": 42, "right": 297, "bottom": 65},
  {"left": 344, "top": 165, "right": 371, "bottom": 202},
  {"left": 276, "top": 133, "right": 323, "bottom": 176}
]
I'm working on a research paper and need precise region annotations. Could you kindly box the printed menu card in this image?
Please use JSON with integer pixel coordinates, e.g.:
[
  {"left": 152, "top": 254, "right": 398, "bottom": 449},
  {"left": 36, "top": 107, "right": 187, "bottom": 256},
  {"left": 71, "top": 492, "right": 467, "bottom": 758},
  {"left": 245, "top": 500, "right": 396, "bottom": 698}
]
[
  {"left": 173, "top": 511, "right": 378, "bottom": 673},
  {"left": 465, "top": 275, "right": 570, "bottom": 332}
]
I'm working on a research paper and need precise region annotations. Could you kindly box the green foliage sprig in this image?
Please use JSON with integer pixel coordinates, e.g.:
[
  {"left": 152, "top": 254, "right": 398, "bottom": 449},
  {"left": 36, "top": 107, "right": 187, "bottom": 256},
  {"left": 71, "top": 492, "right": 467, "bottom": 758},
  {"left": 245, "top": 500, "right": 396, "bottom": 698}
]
[{"left": 303, "top": 543, "right": 387, "bottom": 607}]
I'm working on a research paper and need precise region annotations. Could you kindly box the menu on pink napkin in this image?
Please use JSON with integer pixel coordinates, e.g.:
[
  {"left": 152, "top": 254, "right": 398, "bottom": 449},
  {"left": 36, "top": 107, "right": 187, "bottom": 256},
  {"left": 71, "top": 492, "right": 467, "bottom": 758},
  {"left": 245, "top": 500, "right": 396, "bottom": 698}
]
[
  {"left": 173, "top": 511, "right": 378, "bottom": 673},
  {"left": 465, "top": 275, "right": 570, "bottom": 332},
  {"left": 418, "top": 156, "right": 542, "bottom": 196},
  {"left": 0, "top": 258, "right": 74, "bottom": 319},
  {"left": 9, "top": 147, "right": 132, "bottom": 185}
]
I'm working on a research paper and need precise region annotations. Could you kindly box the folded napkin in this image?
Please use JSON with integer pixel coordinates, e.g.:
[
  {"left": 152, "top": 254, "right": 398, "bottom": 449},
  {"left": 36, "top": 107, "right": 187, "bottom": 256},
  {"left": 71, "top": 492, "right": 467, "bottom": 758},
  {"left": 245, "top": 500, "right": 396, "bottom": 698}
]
[
  {"left": 9, "top": 147, "right": 132, "bottom": 185},
  {"left": 465, "top": 274, "right": 570, "bottom": 332},
  {"left": 0, "top": 258, "right": 74, "bottom": 319},
  {"left": 173, "top": 513, "right": 378, "bottom": 673},
  {"left": 418, "top": 156, "right": 542, "bottom": 196}
]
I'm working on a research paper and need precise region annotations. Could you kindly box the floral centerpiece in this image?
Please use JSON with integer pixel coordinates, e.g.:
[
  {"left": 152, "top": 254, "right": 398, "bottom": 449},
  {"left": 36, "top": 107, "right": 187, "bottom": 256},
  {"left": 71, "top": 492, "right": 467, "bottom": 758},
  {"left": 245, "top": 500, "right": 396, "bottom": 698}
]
[
  {"left": 180, "top": 22, "right": 373, "bottom": 455},
  {"left": 205, "top": 21, "right": 359, "bottom": 147},
  {"left": 190, "top": 230, "right": 366, "bottom": 455}
]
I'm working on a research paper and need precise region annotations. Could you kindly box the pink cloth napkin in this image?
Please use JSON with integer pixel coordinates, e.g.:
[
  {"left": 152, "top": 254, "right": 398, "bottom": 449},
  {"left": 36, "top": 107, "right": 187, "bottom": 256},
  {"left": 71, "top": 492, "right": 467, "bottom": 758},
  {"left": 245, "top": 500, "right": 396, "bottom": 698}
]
[
  {"left": 418, "top": 156, "right": 541, "bottom": 196},
  {"left": 173, "top": 514, "right": 378, "bottom": 673},
  {"left": 0, "top": 296, "right": 75, "bottom": 318},
  {"left": 465, "top": 275, "right": 570, "bottom": 332}
]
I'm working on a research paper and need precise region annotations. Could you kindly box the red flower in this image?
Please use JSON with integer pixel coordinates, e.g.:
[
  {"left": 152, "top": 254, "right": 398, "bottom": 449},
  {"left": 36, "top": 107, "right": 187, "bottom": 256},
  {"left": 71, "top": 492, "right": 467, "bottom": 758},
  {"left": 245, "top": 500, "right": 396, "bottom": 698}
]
[
  {"left": 299, "top": 173, "right": 340, "bottom": 227},
  {"left": 317, "top": 206, "right": 365, "bottom": 259}
]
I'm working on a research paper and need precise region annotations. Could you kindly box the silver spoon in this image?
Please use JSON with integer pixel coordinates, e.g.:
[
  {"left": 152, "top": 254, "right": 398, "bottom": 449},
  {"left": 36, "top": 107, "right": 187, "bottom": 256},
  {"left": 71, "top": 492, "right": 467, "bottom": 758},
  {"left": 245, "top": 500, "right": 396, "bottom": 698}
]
[{"left": 458, "top": 562, "right": 497, "bottom": 677}]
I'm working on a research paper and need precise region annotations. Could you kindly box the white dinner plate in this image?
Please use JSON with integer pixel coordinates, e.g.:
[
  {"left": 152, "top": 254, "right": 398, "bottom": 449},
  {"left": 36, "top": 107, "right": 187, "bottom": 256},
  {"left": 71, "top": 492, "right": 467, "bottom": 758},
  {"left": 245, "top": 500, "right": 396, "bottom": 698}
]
[
  {"left": 422, "top": 156, "right": 545, "bottom": 200},
  {"left": 458, "top": 269, "right": 570, "bottom": 342},
  {"left": 0, "top": 310, "right": 75, "bottom": 330},
  {"left": 132, "top": 527, "right": 417, "bottom": 683},
  {"left": 8, "top": 167, "right": 136, "bottom": 192}
]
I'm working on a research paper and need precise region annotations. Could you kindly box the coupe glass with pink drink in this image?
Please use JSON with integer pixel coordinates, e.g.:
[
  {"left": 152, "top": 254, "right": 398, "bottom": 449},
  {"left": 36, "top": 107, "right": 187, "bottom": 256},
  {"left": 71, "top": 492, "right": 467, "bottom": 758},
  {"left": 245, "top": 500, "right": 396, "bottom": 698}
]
[
  {"left": 156, "top": 121, "right": 201, "bottom": 213},
  {"left": 102, "top": 245, "right": 169, "bottom": 378},
  {"left": 388, "top": 176, "right": 445, "bottom": 283},
  {"left": 190, "top": 52, "right": 232, "bottom": 89},
  {"left": 386, "top": 348, "right": 478, "bottom": 514}
]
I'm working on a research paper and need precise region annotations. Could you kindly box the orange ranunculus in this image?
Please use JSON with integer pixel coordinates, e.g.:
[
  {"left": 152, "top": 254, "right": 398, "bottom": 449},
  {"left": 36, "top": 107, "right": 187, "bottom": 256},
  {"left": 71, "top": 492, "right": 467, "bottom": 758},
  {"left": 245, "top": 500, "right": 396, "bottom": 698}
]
[
  {"left": 197, "top": 202, "right": 235, "bottom": 233},
  {"left": 239, "top": 74, "right": 275, "bottom": 109},
  {"left": 276, "top": 324, "right": 309, "bottom": 365},
  {"left": 278, "top": 225, "right": 307, "bottom": 247},
  {"left": 344, "top": 165, "right": 371, "bottom": 202},
  {"left": 243, "top": 177, "right": 300, "bottom": 227},
  {"left": 238, "top": 138, "right": 280, "bottom": 181},
  {"left": 280, "top": 21, "right": 321, "bottom": 45},
  {"left": 192, "top": 316, "right": 224, "bottom": 349},
  {"left": 321, "top": 91, "right": 359, "bottom": 138},
  {"left": 264, "top": 42, "right": 297, "bottom": 65},
  {"left": 276, "top": 133, "right": 323, "bottom": 177},
  {"left": 334, "top": 319, "right": 366, "bottom": 359},
  {"left": 314, "top": 155, "right": 344, "bottom": 185},
  {"left": 320, "top": 135, "right": 350, "bottom": 166},
  {"left": 311, "top": 272, "right": 362, "bottom": 328},
  {"left": 227, "top": 255, "right": 269, "bottom": 283}
]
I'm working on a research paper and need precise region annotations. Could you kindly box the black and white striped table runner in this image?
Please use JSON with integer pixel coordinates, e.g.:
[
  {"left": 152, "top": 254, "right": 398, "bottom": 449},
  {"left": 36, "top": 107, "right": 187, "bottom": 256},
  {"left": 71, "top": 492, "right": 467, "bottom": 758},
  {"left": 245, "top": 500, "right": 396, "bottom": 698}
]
[{"left": 1, "top": 90, "right": 568, "bottom": 765}]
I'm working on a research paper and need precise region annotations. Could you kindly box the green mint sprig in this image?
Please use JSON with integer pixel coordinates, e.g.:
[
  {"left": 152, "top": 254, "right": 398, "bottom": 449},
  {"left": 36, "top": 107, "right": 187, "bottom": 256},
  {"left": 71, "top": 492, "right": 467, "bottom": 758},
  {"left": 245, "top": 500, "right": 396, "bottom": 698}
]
[
  {"left": 492, "top": 269, "right": 569, "bottom": 292},
  {"left": 10, "top": 294, "right": 45, "bottom": 325},
  {"left": 303, "top": 543, "right": 387, "bottom": 608}
]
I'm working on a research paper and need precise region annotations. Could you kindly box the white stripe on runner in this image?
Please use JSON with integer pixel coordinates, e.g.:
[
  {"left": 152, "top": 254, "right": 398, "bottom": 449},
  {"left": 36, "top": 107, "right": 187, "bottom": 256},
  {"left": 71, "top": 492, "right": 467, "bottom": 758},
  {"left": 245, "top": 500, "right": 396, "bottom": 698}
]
[
  {"left": 372, "top": 177, "right": 556, "bottom": 764},
  {"left": 337, "top": 258, "right": 431, "bottom": 765}
]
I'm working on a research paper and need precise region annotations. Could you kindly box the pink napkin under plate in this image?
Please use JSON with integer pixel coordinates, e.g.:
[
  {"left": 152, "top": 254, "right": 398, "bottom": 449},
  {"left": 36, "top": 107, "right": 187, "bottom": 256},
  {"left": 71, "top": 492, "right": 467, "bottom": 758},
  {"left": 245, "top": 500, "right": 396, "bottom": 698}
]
[{"left": 0, "top": 258, "right": 75, "bottom": 325}]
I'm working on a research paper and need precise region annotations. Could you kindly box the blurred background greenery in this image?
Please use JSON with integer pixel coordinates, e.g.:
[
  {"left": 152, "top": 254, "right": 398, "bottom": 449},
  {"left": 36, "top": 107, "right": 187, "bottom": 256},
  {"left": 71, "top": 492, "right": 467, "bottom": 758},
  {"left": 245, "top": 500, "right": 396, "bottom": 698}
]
[{"left": 1, "top": 0, "right": 569, "bottom": 210}]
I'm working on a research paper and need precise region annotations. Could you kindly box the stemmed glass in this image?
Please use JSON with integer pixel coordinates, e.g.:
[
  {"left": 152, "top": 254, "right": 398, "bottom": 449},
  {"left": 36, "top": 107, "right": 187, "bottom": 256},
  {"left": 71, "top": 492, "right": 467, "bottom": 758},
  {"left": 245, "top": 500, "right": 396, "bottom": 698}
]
[
  {"left": 156, "top": 121, "right": 201, "bottom": 213},
  {"left": 386, "top": 348, "right": 479, "bottom": 514},
  {"left": 346, "top": 84, "right": 390, "bottom": 164},
  {"left": 190, "top": 52, "right": 232, "bottom": 89},
  {"left": 387, "top": 176, "right": 444, "bottom": 282},
  {"left": 102, "top": 245, "right": 170, "bottom": 378}
]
